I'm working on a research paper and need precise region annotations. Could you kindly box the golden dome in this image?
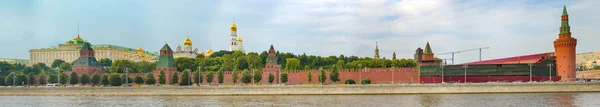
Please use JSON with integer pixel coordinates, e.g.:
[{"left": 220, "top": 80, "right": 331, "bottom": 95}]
[
  {"left": 137, "top": 46, "right": 144, "bottom": 52},
  {"left": 237, "top": 37, "right": 243, "bottom": 42},
  {"left": 73, "top": 34, "right": 83, "bottom": 41},
  {"left": 184, "top": 36, "right": 192, "bottom": 46},
  {"left": 230, "top": 19, "right": 237, "bottom": 31}
]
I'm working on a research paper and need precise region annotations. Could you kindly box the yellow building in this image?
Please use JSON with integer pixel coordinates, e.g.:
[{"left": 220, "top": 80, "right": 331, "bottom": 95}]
[{"left": 29, "top": 34, "right": 157, "bottom": 66}]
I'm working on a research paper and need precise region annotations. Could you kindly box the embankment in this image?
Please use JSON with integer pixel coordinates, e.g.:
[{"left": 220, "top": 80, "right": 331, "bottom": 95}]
[{"left": 1, "top": 82, "right": 599, "bottom": 96}]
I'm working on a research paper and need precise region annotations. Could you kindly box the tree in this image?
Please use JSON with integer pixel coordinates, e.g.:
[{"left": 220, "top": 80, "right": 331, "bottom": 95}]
[
  {"left": 98, "top": 58, "right": 113, "bottom": 67},
  {"left": 51, "top": 59, "right": 66, "bottom": 68},
  {"left": 91, "top": 73, "right": 101, "bottom": 86},
  {"left": 285, "top": 58, "right": 301, "bottom": 70},
  {"left": 38, "top": 73, "right": 47, "bottom": 85},
  {"left": 159, "top": 70, "right": 166, "bottom": 85},
  {"left": 246, "top": 53, "right": 262, "bottom": 69},
  {"left": 80, "top": 74, "right": 90, "bottom": 86},
  {"left": 329, "top": 66, "right": 340, "bottom": 83},
  {"left": 69, "top": 72, "right": 79, "bottom": 86},
  {"left": 110, "top": 60, "right": 136, "bottom": 73},
  {"left": 48, "top": 74, "right": 57, "bottom": 83},
  {"left": 59, "top": 73, "right": 67, "bottom": 85},
  {"left": 59, "top": 63, "right": 72, "bottom": 71},
  {"left": 171, "top": 72, "right": 179, "bottom": 85},
  {"left": 253, "top": 70, "right": 262, "bottom": 84},
  {"left": 206, "top": 71, "right": 214, "bottom": 85},
  {"left": 241, "top": 70, "right": 252, "bottom": 84},
  {"left": 5, "top": 74, "right": 13, "bottom": 86},
  {"left": 336, "top": 60, "right": 345, "bottom": 69},
  {"left": 16, "top": 73, "right": 26, "bottom": 86},
  {"left": 306, "top": 72, "right": 312, "bottom": 83},
  {"left": 193, "top": 71, "right": 202, "bottom": 85},
  {"left": 136, "top": 61, "right": 156, "bottom": 73},
  {"left": 281, "top": 73, "right": 288, "bottom": 84},
  {"left": 122, "top": 74, "right": 133, "bottom": 84},
  {"left": 101, "top": 75, "right": 109, "bottom": 86},
  {"left": 217, "top": 70, "right": 224, "bottom": 84},
  {"left": 27, "top": 73, "right": 36, "bottom": 86},
  {"left": 318, "top": 70, "right": 327, "bottom": 84},
  {"left": 179, "top": 70, "right": 191, "bottom": 86},
  {"left": 108, "top": 73, "right": 122, "bottom": 86},
  {"left": 232, "top": 70, "right": 238, "bottom": 85},
  {"left": 145, "top": 72, "right": 156, "bottom": 85},
  {"left": 134, "top": 75, "right": 144, "bottom": 86},
  {"left": 268, "top": 73, "right": 274, "bottom": 84}
]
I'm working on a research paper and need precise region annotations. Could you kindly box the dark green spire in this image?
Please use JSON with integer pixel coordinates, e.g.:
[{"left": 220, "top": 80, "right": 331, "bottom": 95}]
[
  {"left": 375, "top": 42, "right": 379, "bottom": 51},
  {"left": 160, "top": 43, "right": 172, "bottom": 51},
  {"left": 562, "top": 5, "right": 568, "bottom": 15},
  {"left": 269, "top": 44, "right": 274, "bottom": 50},
  {"left": 424, "top": 42, "right": 433, "bottom": 54},
  {"left": 80, "top": 42, "right": 93, "bottom": 51}
]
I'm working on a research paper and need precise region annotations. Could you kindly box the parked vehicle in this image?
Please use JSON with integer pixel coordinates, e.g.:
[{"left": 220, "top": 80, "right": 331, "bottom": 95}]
[{"left": 46, "top": 83, "right": 60, "bottom": 87}]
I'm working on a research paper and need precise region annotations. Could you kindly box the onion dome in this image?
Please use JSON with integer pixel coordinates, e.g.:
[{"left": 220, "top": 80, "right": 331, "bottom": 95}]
[
  {"left": 137, "top": 46, "right": 144, "bottom": 52},
  {"left": 230, "top": 19, "right": 237, "bottom": 31},
  {"left": 184, "top": 36, "right": 192, "bottom": 46},
  {"left": 237, "top": 37, "right": 243, "bottom": 42}
]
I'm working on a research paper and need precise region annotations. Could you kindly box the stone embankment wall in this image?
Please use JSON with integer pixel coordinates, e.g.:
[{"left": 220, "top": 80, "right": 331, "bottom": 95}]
[{"left": 1, "top": 82, "right": 599, "bottom": 96}]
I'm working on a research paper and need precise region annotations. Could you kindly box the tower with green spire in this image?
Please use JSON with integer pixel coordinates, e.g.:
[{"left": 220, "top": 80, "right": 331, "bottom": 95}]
[
  {"left": 71, "top": 42, "right": 104, "bottom": 75},
  {"left": 154, "top": 43, "right": 178, "bottom": 84},
  {"left": 419, "top": 42, "right": 442, "bottom": 66},
  {"left": 554, "top": 5, "right": 577, "bottom": 82}
]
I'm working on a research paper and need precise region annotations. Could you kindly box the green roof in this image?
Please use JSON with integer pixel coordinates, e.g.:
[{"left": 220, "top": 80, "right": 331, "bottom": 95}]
[
  {"left": 160, "top": 44, "right": 172, "bottom": 51},
  {"left": 424, "top": 42, "right": 433, "bottom": 54},
  {"left": 80, "top": 42, "right": 93, "bottom": 51},
  {"left": 563, "top": 5, "right": 568, "bottom": 15},
  {"left": 560, "top": 5, "right": 571, "bottom": 34}
]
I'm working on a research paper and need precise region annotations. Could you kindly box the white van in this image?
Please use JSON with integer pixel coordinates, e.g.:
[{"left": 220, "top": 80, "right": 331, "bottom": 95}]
[{"left": 46, "top": 83, "right": 60, "bottom": 87}]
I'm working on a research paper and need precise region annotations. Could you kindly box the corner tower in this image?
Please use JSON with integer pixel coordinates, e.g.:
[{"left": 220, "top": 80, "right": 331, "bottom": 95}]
[
  {"left": 263, "top": 45, "right": 280, "bottom": 83},
  {"left": 154, "top": 43, "right": 178, "bottom": 84},
  {"left": 554, "top": 6, "right": 577, "bottom": 82}
]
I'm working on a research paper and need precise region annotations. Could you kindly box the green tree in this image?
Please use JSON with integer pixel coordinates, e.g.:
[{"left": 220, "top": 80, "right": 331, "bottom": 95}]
[
  {"left": 171, "top": 72, "right": 179, "bottom": 85},
  {"left": 336, "top": 60, "right": 345, "bottom": 69},
  {"left": 361, "top": 78, "right": 371, "bottom": 84},
  {"left": 59, "top": 73, "right": 67, "bottom": 85},
  {"left": 285, "top": 58, "right": 301, "bottom": 70},
  {"left": 179, "top": 70, "right": 191, "bottom": 86},
  {"left": 38, "top": 73, "right": 47, "bottom": 85},
  {"left": 241, "top": 70, "right": 252, "bottom": 84},
  {"left": 110, "top": 60, "right": 136, "bottom": 73},
  {"left": 329, "top": 66, "right": 340, "bottom": 83},
  {"left": 69, "top": 72, "right": 79, "bottom": 85},
  {"left": 158, "top": 70, "right": 166, "bottom": 85},
  {"left": 246, "top": 53, "right": 262, "bottom": 69},
  {"left": 232, "top": 70, "right": 238, "bottom": 85},
  {"left": 217, "top": 70, "right": 224, "bottom": 84},
  {"left": 306, "top": 72, "right": 312, "bottom": 83},
  {"left": 206, "top": 71, "right": 214, "bottom": 85},
  {"left": 193, "top": 71, "right": 202, "bottom": 85},
  {"left": 145, "top": 72, "right": 156, "bottom": 85},
  {"left": 122, "top": 74, "right": 133, "bottom": 84},
  {"left": 318, "top": 70, "right": 327, "bottom": 84},
  {"left": 101, "top": 74, "right": 109, "bottom": 86},
  {"left": 175, "top": 57, "right": 198, "bottom": 72},
  {"left": 48, "top": 74, "right": 57, "bottom": 83},
  {"left": 268, "top": 73, "right": 274, "bottom": 84},
  {"left": 281, "top": 73, "right": 288, "bottom": 84},
  {"left": 51, "top": 59, "right": 66, "bottom": 68},
  {"left": 5, "top": 74, "right": 13, "bottom": 86},
  {"left": 98, "top": 58, "right": 113, "bottom": 67},
  {"left": 80, "top": 74, "right": 90, "bottom": 86},
  {"left": 253, "top": 70, "right": 262, "bottom": 84},
  {"left": 59, "top": 63, "right": 72, "bottom": 71},
  {"left": 136, "top": 61, "right": 157, "bottom": 73},
  {"left": 27, "top": 73, "right": 36, "bottom": 86},
  {"left": 91, "top": 73, "right": 101, "bottom": 86},
  {"left": 16, "top": 73, "right": 26, "bottom": 86},
  {"left": 108, "top": 73, "right": 123, "bottom": 86},
  {"left": 134, "top": 75, "right": 144, "bottom": 86}
]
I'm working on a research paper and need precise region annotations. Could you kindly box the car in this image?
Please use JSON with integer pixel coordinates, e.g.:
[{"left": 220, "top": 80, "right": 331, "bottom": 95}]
[{"left": 46, "top": 83, "right": 60, "bottom": 87}]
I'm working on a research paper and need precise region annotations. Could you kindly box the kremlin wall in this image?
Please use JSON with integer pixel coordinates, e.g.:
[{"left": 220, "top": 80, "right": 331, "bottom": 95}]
[{"left": 44, "top": 6, "right": 578, "bottom": 85}]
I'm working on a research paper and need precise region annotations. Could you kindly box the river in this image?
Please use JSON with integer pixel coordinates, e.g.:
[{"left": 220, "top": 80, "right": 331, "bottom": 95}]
[{"left": 0, "top": 93, "right": 598, "bottom": 107}]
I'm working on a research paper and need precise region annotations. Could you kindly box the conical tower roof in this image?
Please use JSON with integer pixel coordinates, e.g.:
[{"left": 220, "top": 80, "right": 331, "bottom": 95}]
[
  {"left": 80, "top": 41, "right": 93, "bottom": 51},
  {"left": 424, "top": 42, "right": 433, "bottom": 54},
  {"left": 161, "top": 43, "right": 172, "bottom": 51}
]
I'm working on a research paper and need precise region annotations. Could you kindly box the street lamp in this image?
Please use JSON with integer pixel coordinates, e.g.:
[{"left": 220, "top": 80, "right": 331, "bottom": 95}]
[
  {"left": 528, "top": 63, "right": 533, "bottom": 82},
  {"left": 547, "top": 64, "right": 553, "bottom": 82},
  {"left": 124, "top": 67, "right": 129, "bottom": 87},
  {"left": 55, "top": 67, "right": 61, "bottom": 86},
  {"left": 277, "top": 65, "right": 282, "bottom": 85},
  {"left": 12, "top": 72, "right": 16, "bottom": 87},
  {"left": 198, "top": 66, "right": 202, "bottom": 86},
  {"left": 463, "top": 65, "right": 468, "bottom": 83},
  {"left": 358, "top": 64, "right": 362, "bottom": 85},
  {"left": 440, "top": 63, "right": 445, "bottom": 83}
]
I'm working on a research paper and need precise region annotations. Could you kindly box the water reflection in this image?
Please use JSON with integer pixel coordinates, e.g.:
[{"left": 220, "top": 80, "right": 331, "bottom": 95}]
[{"left": 0, "top": 93, "right": 598, "bottom": 107}]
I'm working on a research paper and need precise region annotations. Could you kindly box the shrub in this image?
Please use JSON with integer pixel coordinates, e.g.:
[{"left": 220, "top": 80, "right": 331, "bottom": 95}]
[
  {"left": 306, "top": 72, "right": 312, "bottom": 83},
  {"left": 179, "top": 71, "right": 191, "bottom": 86},
  {"left": 281, "top": 73, "right": 288, "bottom": 84},
  {"left": 253, "top": 70, "right": 262, "bottom": 83},
  {"left": 171, "top": 72, "right": 179, "bottom": 85},
  {"left": 232, "top": 70, "right": 238, "bottom": 84},
  {"left": 268, "top": 73, "right": 274, "bottom": 84},
  {"left": 101, "top": 75, "right": 109, "bottom": 86},
  {"left": 217, "top": 70, "right": 224, "bottom": 84},
  {"left": 205, "top": 71, "right": 214, "bottom": 85},
  {"left": 193, "top": 71, "right": 202, "bottom": 85},
  {"left": 158, "top": 70, "right": 166, "bottom": 85},
  {"left": 318, "top": 70, "right": 327, "bottom": 84},
  {"left": 108, "top": 73, "right": 123, "bottom": 86},
  {"left": 329, "top": 66, "right": 340, "bottom": 83},
  {"left": 241, "top": 70, "right": 252, "bottom": 84},
  {"left": 80, "top": 74, "right": 90, "bottom": 86},
  {"left": 344, "top": 79, "right": 356, "bottom": 84},
  {"left": 361, "top": 78, "right": 371, "bottom": 84},
  {"left": 69, "top": 72, "right": 79, "bottom": 85},
  {"left": 91, "top": 73, "right": 101, "bottom": 86},
  {"left": 145, "top": 72, "right": 156, "bottom": 85},
  {"left": 134, "top": 75, "right": 144, "bottom": 86}
]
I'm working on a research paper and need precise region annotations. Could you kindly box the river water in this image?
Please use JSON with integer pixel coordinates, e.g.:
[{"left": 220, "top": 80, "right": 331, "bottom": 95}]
[{"left": 0, "top": 93, "right": 598, "bottom": 107}]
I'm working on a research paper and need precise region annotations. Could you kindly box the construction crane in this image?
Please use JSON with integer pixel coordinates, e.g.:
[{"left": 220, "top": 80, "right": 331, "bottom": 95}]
[{"left": 438, "top": 47, "right": 490, "bottom": 65}]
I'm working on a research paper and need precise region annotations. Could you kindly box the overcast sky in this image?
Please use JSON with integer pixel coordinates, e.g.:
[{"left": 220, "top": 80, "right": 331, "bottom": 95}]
[{"left": 1, "top": 0, "right": 599, "bottom": 64}]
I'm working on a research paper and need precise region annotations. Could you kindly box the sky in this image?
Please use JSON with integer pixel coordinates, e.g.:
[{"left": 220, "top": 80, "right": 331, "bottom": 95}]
[{"left": 1, "top": 0, "right": 599, "bottom": 64}]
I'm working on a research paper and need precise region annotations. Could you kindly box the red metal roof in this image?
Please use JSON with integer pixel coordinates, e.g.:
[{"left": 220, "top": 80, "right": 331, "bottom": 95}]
[{"left": 458, "top": 52, "right": 553, "bottom": 65}]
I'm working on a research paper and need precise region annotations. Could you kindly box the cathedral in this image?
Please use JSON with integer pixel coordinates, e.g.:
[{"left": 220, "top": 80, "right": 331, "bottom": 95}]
[
  {"left": 174, "top": 35, "right": 199, "bottom": 58},
  {"left": 229, "top": 19, "right": 245, "bottom": 53}
]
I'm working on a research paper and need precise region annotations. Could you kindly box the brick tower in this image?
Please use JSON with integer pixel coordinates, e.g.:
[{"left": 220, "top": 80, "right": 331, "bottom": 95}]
[
  {"left": 154, "top": 43, "right": 178, "bottom": 84},
  {"left": 264, "top": 45, "right": 280, "bottom": 83},
  {"left": 71, "top": 42, "right": 103, "bottom": 75},
  {"left": 554, "top": 6, "right": 577, "bottom": 82}
]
